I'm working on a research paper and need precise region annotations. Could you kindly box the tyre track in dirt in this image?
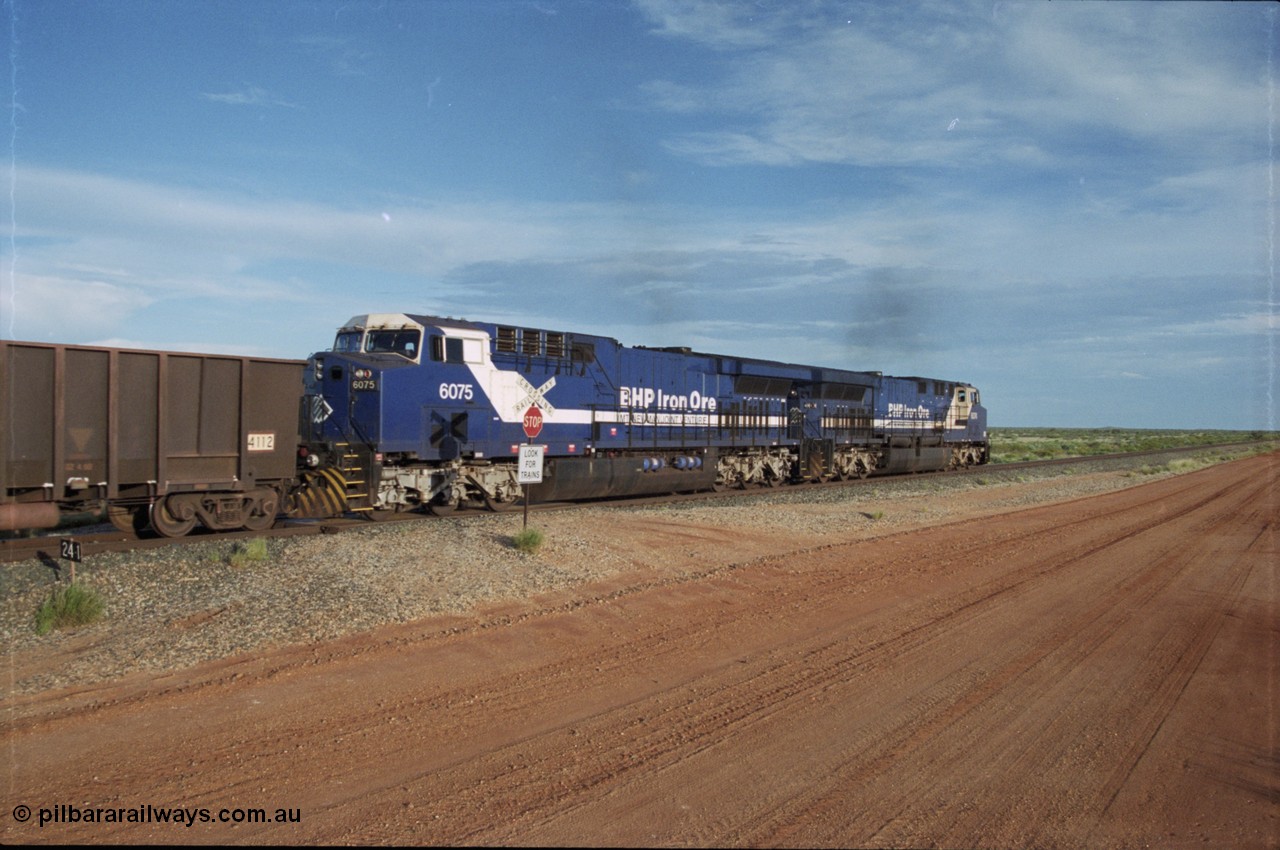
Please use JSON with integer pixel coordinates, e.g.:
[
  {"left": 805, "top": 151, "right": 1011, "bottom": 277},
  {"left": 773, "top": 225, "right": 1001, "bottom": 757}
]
[
  {"left": 449, "top": 458, "right": 1277, "bottom": 848},
  {"left": 823, "top": 468, "right": 1274, "bottom": 849},
  {"left": 315, "top": 463, "right": 1274, "bottom": 844},
  {"left": 305, "top": 457, "right": 1262, "bottom": 845},
  {"left": 2, "top": 454, "right": 1276, "bottom": 847},
  {"left": 519, "top": 460, "right": 1276, "bottom": 848}
]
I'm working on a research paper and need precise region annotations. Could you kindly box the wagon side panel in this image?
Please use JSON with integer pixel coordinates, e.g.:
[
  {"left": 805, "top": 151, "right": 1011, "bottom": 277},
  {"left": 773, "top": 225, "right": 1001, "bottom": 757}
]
[
  {"left": 241, "top": 359, "right": 304, "bottom": 483},
  {"left": 1, "top": 343, "right": 57, "bottom": 494},
  {"left": 64, "top": 348, "right": 110, "bottom": 490},
  {"left": 116, "top": 351, "right": 160, "bottom": 489}
]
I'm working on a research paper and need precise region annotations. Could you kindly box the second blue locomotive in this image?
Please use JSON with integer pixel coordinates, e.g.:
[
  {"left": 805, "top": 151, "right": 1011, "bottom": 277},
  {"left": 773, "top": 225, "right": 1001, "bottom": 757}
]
[{"left": 299, "top": 313, "right": 988, "bottom": 516}]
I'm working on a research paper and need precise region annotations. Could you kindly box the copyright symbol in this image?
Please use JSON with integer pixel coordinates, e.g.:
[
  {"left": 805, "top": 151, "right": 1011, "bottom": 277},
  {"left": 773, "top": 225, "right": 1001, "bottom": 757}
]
[{"left": 13, "top": 804, "right": 31, "bottom": 822}]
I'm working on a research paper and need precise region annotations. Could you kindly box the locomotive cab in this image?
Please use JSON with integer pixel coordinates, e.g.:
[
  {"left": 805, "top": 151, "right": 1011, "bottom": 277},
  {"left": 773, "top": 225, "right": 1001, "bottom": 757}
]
[
  {"left": 297, "top": 314, "right": 499, "bottom": 517},
  {"left": 305, "top": 314, "right": 432, "bottom": 454},
  {"left": 332, "top": 323, "right": 422, "bottom": 361},
  {"left": 950, "top": 384, "right": 978, "bottom": 426}
]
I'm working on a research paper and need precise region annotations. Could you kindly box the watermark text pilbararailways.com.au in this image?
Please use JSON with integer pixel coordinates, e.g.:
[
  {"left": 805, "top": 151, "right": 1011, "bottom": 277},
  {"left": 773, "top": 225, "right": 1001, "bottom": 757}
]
[{"left": 12, "top": 802, "right": 300, "bottom": 829}]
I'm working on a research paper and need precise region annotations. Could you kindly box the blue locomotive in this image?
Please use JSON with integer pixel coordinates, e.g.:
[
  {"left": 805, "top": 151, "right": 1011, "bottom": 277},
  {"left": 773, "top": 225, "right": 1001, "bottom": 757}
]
[{"left": 298, "top": 313, "right": 988, "bottom": 517}]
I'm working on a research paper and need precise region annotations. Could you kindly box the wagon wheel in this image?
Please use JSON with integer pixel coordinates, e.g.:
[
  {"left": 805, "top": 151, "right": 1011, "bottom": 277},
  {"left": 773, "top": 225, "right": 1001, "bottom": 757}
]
[
  {"left": 241, "top": 490, "right": 279, "bottom": 532},
  {"left": 106, "top": 504, "right": 147, "bottom": 535},
  {"left": 150, "top": 496, "right": 197, "bottom": 538}
]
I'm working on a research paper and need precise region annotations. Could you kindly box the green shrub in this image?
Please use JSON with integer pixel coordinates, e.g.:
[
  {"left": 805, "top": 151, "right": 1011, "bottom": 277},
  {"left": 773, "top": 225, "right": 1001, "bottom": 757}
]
[
  {"left": 988, "top": 428, "right": 1279, "bottom": 464},
  {"left": 228, "top": 538, "right": 269, "bottom": 568},
  {"left": 35, "top": 583, "right": 105, "bottom": 635},
  {"left": 512, "top": 527, "right": 545, "bottom": 555}
]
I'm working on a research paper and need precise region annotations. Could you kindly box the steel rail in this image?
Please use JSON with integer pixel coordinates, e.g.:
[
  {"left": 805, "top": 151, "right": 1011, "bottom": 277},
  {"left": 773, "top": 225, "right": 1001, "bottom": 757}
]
[{"left": 3, "top": 441, "right": 1272, "bottom": 565}]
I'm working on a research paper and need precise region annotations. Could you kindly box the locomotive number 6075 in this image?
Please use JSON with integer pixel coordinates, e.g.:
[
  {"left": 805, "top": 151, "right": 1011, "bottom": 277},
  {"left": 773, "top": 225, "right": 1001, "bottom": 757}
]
[{"left": 439, "top": 382, "right": 475, "bottom": 401}]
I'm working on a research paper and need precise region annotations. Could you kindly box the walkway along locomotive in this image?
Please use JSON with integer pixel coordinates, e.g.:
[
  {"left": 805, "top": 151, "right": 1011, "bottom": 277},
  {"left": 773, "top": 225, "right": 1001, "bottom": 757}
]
[{"left": 1, "top": 313, "right": 988, "bottom": 536}]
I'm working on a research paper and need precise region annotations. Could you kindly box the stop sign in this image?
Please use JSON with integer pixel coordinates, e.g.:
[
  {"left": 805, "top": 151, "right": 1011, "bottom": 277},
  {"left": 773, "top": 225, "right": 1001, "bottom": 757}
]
[{"left": 522, "top": 404, "right": 543, "bottom": 439}]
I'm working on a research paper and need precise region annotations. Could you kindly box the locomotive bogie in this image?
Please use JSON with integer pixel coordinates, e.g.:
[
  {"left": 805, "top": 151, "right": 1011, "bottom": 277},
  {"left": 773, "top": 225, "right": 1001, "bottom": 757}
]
[{"left": 716, "top": 448, "right": 793, "bottom": 489}]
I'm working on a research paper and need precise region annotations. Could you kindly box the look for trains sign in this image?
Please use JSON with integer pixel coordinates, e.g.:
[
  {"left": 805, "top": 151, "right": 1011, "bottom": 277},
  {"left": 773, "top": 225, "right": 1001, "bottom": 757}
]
[{"left": 522, "top": 405, "right": 543, "bottom": 439}]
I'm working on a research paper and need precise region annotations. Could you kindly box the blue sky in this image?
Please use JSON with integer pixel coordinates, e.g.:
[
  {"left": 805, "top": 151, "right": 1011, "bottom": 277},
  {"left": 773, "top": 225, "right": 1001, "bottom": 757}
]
[{"left": 1, "top": 0, "right": 1275, "bottom": 428}]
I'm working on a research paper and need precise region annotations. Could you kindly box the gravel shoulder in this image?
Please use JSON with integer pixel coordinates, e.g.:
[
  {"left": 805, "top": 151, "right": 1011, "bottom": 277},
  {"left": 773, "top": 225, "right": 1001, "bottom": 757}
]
[{"left": 0, "top": 447, "right": 1260, "bottom": 699}]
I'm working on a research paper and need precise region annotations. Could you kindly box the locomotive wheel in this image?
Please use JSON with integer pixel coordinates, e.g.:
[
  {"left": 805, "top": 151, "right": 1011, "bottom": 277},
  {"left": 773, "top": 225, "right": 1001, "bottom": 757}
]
[
  {"left": 482, "top": 492, "right": 520, "bottom": 512},
  {"left": 150, "top": 497, "right": 197, "bottom": 538},
  {"left": 428, "top": 493, "right": 459, "bottom": 516}
]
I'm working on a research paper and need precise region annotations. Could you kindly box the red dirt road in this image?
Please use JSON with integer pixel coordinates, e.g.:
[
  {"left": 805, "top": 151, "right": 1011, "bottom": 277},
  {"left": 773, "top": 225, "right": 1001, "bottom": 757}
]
[{"left": 4, "top": 455, "right": 1277, "bottom": 847}]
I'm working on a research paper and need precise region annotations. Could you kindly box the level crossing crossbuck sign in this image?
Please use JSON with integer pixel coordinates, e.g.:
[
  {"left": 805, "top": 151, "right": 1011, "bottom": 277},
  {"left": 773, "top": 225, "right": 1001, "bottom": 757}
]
[{"left": 512, "top": 376, "right": 556, "bottom": 417}]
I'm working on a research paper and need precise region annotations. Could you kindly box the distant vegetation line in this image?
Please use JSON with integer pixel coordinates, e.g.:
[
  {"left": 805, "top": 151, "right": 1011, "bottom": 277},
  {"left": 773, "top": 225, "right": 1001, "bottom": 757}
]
[{"left": 988, "top": 428, "right": 1280, "bottom": 464}]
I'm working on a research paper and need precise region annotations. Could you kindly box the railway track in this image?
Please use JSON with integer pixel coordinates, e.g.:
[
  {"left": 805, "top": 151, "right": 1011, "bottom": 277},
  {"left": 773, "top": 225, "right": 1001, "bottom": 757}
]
[{"left": 1, "top": 441, "right": 1268, "bottom": 565}]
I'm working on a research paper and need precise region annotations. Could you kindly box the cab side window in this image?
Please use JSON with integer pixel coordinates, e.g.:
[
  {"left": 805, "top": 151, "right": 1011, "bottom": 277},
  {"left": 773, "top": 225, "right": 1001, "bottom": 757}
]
[{"left": 430, "top": 335, "right": 469, "bottom": 364}]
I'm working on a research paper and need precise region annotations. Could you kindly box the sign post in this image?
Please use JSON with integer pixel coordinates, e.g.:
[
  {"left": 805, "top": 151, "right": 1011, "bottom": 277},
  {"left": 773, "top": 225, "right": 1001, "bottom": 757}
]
[{"left": 518, "top": 405, "right": 545, "bottom": 530}]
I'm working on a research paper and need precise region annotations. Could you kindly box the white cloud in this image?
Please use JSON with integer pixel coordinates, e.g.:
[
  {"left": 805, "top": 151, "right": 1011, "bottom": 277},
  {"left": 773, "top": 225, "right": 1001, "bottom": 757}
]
[
  {"left": 3, "top": 274, "right": 153, "bottom": 341},
  {"left": 11, "top": 167, "right": 598, "bottom": 285},
  {"left": 634, "top": 0, "right": 782, "bottom": 48},
  {"left": 636, "top": 0, "right": 1269, "bottom": 170},
  {"left": 87, "top": 338, "right": 277, "bottom": 357},
  {"left": 291, "top": 34, "right": 375, "bottom": 77},
  {"left": 202, "top": 86, "right": 301, "bottom": 109},
  {"left": 1162, "top": 311, "right": 1278, "bottom": 338},
  {"left": 1000, "top": 3, "right": 1263, "bottom": 144}
]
